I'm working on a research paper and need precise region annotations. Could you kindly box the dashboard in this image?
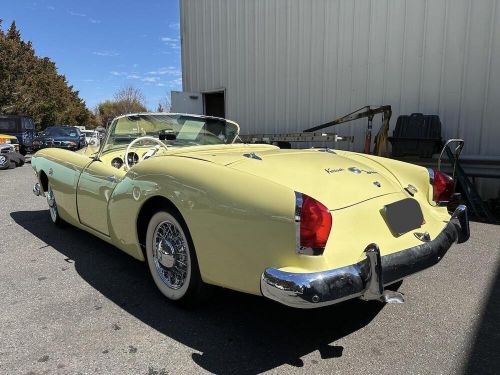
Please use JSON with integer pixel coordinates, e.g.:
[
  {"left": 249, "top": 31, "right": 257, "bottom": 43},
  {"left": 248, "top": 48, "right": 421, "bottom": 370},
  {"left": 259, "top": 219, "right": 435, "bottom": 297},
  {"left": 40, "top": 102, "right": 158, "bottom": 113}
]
[
  {"left": 102, "top": 147, "right": 164, "bottom": 171},
  {"left": 110, "top": 152, "right": 139, "bottom": 169}
]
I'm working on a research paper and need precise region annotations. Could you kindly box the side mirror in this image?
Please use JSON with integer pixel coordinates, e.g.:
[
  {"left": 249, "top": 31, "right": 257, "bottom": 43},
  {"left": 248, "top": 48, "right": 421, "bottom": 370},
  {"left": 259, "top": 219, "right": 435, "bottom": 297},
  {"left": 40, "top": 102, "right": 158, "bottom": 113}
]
[{"left": 159, "top": 130, "right": 176, "bottom": 141}]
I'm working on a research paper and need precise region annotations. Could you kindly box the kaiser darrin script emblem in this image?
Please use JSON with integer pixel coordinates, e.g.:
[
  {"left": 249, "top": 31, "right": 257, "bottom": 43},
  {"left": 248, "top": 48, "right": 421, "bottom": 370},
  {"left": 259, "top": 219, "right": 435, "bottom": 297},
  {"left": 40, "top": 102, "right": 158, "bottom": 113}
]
[
  {"left": 325, "top": 167, "right": 344, "bottom": 174},
  {"left": 325, "top": 167, "right": 378, "bottom": 175}
]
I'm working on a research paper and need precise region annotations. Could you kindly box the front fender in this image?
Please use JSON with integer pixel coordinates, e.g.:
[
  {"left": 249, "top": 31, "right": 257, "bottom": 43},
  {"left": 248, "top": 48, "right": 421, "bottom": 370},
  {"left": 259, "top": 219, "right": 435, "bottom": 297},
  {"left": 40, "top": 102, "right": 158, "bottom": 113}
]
[{"left": 31, "top": 148, "right": 91, "bottom": 225}]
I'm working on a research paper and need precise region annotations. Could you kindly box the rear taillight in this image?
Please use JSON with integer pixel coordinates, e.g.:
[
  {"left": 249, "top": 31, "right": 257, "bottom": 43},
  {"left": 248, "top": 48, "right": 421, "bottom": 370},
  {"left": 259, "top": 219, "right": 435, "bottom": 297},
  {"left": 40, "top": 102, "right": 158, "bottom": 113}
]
[
  {"left": 428, "top": 168, "right": 454, "bottom": 203},
  {"left": 295, "top": 193, "right": 332, "bottom": 255}
]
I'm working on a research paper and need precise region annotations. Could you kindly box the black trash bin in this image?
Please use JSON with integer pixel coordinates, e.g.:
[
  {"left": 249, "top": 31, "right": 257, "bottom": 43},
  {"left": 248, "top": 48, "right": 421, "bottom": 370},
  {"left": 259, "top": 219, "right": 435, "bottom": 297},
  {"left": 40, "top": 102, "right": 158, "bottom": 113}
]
[{"left": 389, "top": 113, "right": 442, "bottom": 158}]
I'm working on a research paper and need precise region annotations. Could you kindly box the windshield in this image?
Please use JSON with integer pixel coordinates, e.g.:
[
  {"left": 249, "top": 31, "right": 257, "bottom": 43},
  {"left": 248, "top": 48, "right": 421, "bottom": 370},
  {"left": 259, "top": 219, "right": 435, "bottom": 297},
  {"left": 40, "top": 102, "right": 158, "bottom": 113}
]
[
  {"left": 102, "top": 113, "right": 239, "bottom": 152},
  {"left": 41, "top": 127, "right": 79, "bottom": 137}
]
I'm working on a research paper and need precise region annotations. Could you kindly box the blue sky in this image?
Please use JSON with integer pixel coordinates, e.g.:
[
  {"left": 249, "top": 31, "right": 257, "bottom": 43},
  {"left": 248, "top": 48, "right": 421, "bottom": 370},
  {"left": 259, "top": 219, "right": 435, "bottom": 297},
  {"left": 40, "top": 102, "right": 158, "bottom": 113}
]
[{"left": 1, "top": 0, "right": 182, "bottom": 110}]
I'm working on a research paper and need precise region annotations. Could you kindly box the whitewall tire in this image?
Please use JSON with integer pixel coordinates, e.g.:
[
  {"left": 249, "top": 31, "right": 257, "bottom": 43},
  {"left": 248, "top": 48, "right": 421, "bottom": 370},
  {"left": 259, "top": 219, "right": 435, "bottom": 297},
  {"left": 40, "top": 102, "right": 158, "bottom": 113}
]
[
  {"left": 47, "top": 185, "right": 64, "bottom": 226},
  {"left": 145, "top": 210, "right": 210, "bottom": 305}
]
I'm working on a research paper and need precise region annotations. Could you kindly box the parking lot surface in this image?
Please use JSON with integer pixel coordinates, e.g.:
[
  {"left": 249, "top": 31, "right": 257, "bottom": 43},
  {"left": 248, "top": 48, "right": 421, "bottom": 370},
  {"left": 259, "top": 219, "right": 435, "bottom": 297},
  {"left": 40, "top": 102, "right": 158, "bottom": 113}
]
[{"left": 1, "top": 165, "right": 499, "bottom": 374}]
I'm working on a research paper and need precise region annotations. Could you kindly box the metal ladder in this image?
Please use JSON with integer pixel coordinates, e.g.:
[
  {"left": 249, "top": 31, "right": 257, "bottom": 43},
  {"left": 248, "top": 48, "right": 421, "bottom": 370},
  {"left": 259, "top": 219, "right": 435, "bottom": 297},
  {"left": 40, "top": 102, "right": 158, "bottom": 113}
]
[{"left": 440, "top": 140, "right": 496, "bottom": 223}]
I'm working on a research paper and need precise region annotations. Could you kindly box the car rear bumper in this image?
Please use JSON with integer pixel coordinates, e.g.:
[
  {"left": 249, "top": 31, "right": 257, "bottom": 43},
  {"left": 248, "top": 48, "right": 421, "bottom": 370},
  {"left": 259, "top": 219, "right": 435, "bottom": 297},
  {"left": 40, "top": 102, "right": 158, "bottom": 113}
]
[{"left": 261, "top": 205, "right": 469, "bottom": 308}]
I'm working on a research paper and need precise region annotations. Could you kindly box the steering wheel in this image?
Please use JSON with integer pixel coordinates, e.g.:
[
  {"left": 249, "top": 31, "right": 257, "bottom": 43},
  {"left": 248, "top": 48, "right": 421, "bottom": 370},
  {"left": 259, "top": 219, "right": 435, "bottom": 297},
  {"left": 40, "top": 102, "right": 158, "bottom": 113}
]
[{"left": 125, "top": 136, "right": 169, "bottom": 170}]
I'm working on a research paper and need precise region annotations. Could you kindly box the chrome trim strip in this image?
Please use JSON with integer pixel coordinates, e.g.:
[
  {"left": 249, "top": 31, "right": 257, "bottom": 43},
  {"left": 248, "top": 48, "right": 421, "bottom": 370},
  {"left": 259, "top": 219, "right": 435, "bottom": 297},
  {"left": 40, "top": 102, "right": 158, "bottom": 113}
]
[
  {"left": 317, "top": 148, "right": 336, "bottom": 154},
  {"left": 294, "top": 192, "right": 302, "bottom": 253},
  {"left": 427, "top": 167, "right": 435, "bottom": 184},
  {"left": 261, "top": 205, "right": 469, "bottom": 309}
]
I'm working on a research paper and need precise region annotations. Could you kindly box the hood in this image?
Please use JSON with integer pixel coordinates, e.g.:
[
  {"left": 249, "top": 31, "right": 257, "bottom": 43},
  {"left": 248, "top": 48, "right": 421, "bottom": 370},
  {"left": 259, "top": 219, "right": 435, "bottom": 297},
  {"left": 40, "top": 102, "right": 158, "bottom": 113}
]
[{"left": 173, "top": 145, "right": 402, "bottom": 210}]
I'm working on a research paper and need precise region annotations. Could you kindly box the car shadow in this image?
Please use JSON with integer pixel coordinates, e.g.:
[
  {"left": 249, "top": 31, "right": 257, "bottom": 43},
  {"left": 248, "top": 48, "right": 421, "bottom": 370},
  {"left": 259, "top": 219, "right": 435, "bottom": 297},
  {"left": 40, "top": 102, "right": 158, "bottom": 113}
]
[
  {"left": 463, "top": 261, "right": 500, "bottom": 374},
  {"left": 11, "top": 210, "right": 385, "bottom": 374}
]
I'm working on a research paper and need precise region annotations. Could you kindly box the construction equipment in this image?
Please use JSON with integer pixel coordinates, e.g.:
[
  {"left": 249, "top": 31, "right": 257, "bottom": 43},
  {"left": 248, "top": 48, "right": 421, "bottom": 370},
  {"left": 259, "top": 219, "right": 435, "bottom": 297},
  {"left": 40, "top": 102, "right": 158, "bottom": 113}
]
[
  {"left": 438, "top": 139, "right": 496, "bottom": 223},
  {"left": 304, "top": 105, "right": 392, "bottom": 156}
]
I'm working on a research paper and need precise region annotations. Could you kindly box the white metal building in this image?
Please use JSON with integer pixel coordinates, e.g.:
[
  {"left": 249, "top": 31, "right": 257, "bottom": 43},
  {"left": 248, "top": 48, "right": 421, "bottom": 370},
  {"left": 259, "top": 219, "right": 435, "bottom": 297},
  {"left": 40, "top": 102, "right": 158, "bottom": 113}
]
[{"left": 176, "top": 0, "right": 500, "bottom": 197}]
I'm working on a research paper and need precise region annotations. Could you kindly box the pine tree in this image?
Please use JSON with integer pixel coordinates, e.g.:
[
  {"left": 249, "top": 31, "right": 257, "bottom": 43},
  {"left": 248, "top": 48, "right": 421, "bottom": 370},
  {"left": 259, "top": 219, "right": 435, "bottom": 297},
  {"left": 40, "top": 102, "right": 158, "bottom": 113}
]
[{"left": 0, "top": 20, "right": 96, "bottom": 129}]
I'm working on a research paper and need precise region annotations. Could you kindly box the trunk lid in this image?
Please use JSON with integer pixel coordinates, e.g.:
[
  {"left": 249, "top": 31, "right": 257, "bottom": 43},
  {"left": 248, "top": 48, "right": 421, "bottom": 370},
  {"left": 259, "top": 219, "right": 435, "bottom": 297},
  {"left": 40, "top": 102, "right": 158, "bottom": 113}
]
[{"left": 173, "top": 146, "right": 402, "bottom": 210}]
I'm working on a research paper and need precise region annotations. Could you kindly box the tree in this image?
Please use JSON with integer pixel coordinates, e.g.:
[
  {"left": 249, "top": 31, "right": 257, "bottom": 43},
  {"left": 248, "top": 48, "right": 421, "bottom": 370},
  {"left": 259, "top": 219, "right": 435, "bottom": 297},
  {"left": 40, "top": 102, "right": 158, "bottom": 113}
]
[
  {"left": 157, "top": 95, "right": 171, "bottom": 113},
  {"left": 0, "top": 20, "right": 95, "bottom": 129},
  {"left": 95, "top": 86, "right": 147, "bottom": 127},
  {"left": 113, "top": 85, "right": 146, "bottom": 113}
]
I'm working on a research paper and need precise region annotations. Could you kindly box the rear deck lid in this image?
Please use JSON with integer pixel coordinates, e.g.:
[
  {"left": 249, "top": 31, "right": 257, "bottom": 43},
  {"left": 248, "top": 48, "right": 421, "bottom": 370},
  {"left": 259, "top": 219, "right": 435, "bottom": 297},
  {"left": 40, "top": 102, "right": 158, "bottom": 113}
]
[{"left": 227, "top": 149, "right": 401, "bottom": 210}]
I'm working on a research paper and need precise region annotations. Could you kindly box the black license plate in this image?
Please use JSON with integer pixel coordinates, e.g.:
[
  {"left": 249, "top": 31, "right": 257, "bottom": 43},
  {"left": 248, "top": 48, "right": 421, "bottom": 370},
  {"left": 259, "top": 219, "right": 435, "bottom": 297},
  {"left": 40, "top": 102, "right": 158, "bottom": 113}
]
[{"left": 381, "top": 198, "right": 423, "bottom": 236}]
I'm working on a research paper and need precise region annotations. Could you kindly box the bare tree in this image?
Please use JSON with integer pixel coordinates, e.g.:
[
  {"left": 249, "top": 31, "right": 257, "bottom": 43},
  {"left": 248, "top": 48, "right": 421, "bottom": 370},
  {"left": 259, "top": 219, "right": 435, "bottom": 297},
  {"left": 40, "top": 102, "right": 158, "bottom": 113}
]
[
  {"left": 113, "top": 85, "right": 146, "bottom": 112},
  {"left": 95, "top": 85, "right": 148, "bottom": 127},
  {"left": 157, "top": 94, "right": 171, "bottom": 113}
]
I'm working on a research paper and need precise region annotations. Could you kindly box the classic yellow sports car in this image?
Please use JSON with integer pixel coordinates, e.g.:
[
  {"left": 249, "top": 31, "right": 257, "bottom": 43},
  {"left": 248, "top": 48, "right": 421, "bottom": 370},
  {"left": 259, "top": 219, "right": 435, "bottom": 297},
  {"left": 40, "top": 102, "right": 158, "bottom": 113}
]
[{"left": 31, "top": 113, "right": 469, "bottom": 308}]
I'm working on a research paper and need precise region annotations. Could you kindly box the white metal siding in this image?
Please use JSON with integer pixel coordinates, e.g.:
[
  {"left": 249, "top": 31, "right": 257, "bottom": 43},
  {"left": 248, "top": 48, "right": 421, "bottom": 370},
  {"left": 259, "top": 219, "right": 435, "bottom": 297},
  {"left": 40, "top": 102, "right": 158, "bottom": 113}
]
[{"left": 181, "top": 0, "right": 500, "bottom": 197}]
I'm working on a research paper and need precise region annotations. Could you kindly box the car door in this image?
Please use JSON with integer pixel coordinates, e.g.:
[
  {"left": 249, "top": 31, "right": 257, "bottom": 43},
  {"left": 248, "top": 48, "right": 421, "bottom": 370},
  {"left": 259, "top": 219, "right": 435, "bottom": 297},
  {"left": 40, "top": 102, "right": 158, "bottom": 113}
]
[{"left": 77, "top": 160, "right": 121, "bottom": 236}]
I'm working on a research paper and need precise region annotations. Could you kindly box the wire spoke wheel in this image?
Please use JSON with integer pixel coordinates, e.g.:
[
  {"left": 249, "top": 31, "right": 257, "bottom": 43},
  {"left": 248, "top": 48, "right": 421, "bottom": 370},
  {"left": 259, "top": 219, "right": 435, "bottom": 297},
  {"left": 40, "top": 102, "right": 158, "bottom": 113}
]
[
  {"left": 47, "top": 186, "right": 59, "bottom": 223},
  {"left": 153, "top": 220, "right": 189, "bottom": 290},
  {"left": 145, "top": 209, "right": 211, "bottom": 305}
]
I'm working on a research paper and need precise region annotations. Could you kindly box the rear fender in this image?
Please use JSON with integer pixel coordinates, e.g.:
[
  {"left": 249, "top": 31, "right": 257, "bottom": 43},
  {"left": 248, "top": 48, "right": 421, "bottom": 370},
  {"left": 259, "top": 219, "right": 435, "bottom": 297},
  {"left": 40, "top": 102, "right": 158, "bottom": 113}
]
[
  {"left": 108, "top": 156, "right": 318, "bottom": 295},
  {"left": 351, "top": 153, "right": 436, "bottom": 206}
]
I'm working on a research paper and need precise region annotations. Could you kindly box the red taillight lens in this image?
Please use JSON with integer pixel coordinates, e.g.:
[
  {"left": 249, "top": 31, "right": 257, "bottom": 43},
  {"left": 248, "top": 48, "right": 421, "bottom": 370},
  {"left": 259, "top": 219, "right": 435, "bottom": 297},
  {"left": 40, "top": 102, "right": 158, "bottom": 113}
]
[
  {"left": 431, "top": 169, "right": 454, "bottom": 202},
  {"left": 299, "top": 194, "right": 332, "bottom": 251}
]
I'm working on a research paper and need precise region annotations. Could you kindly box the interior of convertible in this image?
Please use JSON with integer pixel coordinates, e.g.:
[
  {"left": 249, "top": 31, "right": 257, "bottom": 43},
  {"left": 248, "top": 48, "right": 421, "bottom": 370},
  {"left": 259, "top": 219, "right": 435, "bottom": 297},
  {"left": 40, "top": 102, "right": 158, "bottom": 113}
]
[{"left": 83, "top": 113, "right": 240, "bottom": 172}]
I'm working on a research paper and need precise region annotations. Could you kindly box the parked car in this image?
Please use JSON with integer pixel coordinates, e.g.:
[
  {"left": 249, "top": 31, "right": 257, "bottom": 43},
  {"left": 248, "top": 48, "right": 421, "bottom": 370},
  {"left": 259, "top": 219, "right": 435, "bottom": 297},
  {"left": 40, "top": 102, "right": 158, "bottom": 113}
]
[
  {"left": 0, "top": 133, "right": 20, "bottom": 153},
  {"left": 0, "top": 142, "right": 25, "bottom": 170},
  {"left": 31, "top": 113, "right": 469, "bottom": 308},
  {"left": 0, "top": 115, "right": 36, "bottom": 155},
  {"left": 81, "top": 129, "right": 100, "bottom": 147},
  {"left": 32, "top": 126, "right": 85, "bottom": 152}
]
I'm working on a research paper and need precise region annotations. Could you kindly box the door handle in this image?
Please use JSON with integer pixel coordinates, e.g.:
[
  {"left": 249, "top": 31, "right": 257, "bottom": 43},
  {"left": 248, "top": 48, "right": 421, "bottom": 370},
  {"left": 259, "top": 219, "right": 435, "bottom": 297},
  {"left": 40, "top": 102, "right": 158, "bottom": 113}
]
[{"left": 106, "top": 175, "right": 119, "bottom": 183}]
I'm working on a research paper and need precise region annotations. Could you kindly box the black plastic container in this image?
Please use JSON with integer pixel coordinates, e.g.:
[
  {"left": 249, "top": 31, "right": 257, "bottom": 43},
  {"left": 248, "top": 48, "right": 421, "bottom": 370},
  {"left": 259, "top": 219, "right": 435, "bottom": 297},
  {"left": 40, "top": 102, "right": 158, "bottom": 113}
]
[{"left": 389, "top": 113, "right": 442, "bottom": 158}]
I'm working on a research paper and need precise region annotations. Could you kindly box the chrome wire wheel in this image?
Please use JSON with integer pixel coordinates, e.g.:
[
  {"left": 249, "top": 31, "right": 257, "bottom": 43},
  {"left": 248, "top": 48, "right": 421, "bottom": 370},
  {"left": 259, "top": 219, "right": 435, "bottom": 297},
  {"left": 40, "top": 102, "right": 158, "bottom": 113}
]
[
  {"left": 146, "top": 211, "right": 192, "bottom": 301},
  {"left": 153, "top": 220, "right": 189, "bottom": 290},
  {"left": 46, "top": 186, "right": 58, "bottom": 223}
]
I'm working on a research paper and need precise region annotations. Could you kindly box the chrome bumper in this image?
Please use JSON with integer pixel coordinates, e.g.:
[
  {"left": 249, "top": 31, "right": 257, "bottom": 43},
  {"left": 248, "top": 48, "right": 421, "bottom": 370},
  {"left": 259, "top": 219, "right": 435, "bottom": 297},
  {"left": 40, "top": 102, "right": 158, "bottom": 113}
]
[{"left": 261, "top": 205, "right": 470, "bottom": 309}]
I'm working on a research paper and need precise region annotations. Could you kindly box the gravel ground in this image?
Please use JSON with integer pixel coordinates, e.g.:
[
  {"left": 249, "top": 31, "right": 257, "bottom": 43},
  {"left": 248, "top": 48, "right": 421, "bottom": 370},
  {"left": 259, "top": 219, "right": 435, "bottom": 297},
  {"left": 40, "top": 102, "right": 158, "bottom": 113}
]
[{"left": 0, "top": 165, "right": 499, "bottom": 375}]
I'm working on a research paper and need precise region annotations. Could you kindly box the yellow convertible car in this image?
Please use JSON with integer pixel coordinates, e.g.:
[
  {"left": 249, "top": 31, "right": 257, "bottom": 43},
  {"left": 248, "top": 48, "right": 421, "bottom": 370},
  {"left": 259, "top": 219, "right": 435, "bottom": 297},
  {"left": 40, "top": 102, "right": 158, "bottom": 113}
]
[{"left": 31, "top": 113, "right": 469, "bottom": 308}]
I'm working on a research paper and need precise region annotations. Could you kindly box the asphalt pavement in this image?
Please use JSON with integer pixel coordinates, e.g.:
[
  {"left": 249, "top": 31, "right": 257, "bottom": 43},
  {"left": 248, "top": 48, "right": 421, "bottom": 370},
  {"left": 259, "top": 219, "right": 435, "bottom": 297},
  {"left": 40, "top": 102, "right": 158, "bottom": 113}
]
[{"left": 1, "top": 165, "right": 499, "bottom": 375}]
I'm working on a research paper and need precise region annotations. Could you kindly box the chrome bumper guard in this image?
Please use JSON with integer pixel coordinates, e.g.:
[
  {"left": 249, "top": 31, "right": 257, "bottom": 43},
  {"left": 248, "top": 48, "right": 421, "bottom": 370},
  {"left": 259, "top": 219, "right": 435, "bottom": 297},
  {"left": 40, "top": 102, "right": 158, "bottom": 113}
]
[
  {"left": 261, "top": 205, "right": 469, "bottom": 309},
  {"left": 33, "top": 182, "right": 42, "bottom": 197}
]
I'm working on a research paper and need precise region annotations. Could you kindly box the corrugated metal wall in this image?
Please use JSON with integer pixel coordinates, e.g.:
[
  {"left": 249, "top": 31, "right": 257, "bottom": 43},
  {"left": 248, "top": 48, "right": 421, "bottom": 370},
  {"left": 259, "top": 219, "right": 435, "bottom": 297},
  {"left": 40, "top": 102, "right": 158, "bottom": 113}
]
[{"left": 180, "top": 0, "right": 500, "bottom": 195}]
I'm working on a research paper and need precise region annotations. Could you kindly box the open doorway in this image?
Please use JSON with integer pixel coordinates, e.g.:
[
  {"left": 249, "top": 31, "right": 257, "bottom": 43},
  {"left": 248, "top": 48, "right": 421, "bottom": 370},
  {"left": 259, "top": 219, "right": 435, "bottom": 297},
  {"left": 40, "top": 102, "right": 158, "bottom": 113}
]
[{"left": 203, "top": 91, "right": 225, "bottom": 118}]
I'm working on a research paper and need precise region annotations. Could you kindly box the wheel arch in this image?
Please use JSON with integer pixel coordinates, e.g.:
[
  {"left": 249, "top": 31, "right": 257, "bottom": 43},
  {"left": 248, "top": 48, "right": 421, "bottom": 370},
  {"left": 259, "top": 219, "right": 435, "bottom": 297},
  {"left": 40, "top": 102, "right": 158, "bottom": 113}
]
[
  {"left": 39, "top": 170, "right": 49, "bottom": 192},
  {"left": 136, "top": 195, "right": 188, "bottom": 258}
]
